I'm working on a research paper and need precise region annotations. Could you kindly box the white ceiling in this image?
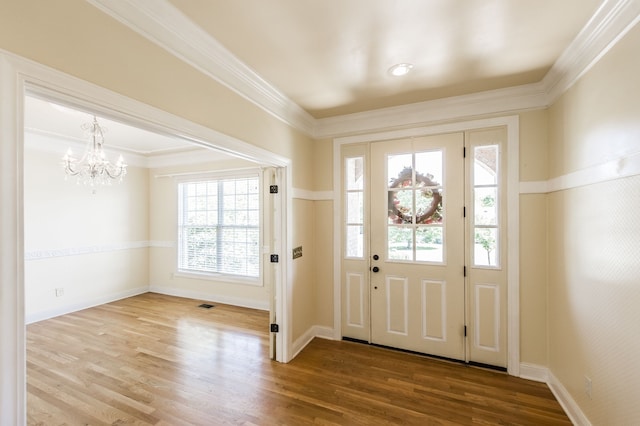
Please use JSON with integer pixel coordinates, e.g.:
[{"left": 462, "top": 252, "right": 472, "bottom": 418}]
[
  {"left": 24, "top": 95, "right": 234, "bottom": 166},
  {"left": 25, "top": 96, "right": 188, "bottom": 155},
  {"left": 26, "top": 0, "right": 620, "bottom": 158},
  {"left": 167, "top": 0, "right": 603, "bottom": 118}
]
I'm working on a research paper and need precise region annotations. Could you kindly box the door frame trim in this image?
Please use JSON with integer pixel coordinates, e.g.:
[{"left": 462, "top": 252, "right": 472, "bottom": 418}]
[
  {"left": 0, "top": 49, "right": 293, "bottom": 424},
  {"left": 332, "top": 116, "right": 520, "bottom": 377}
]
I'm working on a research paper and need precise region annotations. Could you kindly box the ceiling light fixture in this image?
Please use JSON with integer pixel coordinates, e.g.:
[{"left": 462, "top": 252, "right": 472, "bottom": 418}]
[
  {"left": 388, "top": 63, "right": 414, "bottom": 77},
  {"left": 62, "top": 115, "right": 127, "bottom": 192}
]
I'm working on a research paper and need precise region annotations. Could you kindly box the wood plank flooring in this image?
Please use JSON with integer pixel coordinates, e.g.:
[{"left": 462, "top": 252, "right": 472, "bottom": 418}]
[{"left": 27, "top": 293, "right": 570, "bottom": 425}]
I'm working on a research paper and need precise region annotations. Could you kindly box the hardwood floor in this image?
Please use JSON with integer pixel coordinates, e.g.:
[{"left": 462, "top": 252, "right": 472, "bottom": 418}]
[{"left": 27, "top": 293, "right": 570, "bottom": 425}]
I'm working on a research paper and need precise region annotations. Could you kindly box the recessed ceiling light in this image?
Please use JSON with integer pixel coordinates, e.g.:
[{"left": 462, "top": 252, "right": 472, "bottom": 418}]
[{"left": 388, "top": 63, "right": 414, "bottom": 77}]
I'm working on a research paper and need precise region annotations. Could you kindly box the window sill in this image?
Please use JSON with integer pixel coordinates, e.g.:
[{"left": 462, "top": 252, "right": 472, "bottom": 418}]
[{"left": 174, "top": 271, "right": 262, "bottom": 287}]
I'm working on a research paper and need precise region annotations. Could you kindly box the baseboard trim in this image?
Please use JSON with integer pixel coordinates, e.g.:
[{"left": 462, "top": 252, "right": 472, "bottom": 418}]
[
  {"left": 148, "top": 285, "right": 269, "bottom": 311},
  {"left": 519, "top": 362, "right": 549, "bottom": 383},
  {"left": 291, "top": 325, "right": 336, "bottom": 359},
  {"left": 25, "top": 286, "right": 149, "bottom": 324},
  {"left": 313, "top": 326, "right": 335, "bottom": 340},
  {"left": 518, "top": 363, "right": 591, "bottom": 425},
  {"left": 548, "top": 370, "right": 592, "bottom": 426}
]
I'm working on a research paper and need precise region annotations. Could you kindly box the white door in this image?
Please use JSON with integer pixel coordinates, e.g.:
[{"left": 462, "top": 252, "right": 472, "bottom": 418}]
[
  {"left": 369, "top": 133, "right": 465, "bottom": 359},
  {"left": 341, "top": 128, "right": 508, "bottom": 367}
]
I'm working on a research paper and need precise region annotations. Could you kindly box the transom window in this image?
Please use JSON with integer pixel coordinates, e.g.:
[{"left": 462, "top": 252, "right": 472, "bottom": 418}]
[{"left": 178, "top": 175, "right": 260, "bottom": 278}]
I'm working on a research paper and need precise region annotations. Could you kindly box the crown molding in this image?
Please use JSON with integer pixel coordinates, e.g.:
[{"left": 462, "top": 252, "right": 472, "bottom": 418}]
[
  {"left": 86, "top": 0, "right": 316, "bottom": 135},
  {"left": 314, "top": 83, "right": 547, "bottom": 139},
  {"left": 24, "top": 129, "right": 149, "bottom": 168},
  {"left": 542, "top": 0, "right": 640, "bottom": 103},
  {"left": 24, "top": 127, "right": 233, "bottom": 169},
  {"left": 86, "top": 0, "right": 639, "bottom": 139}
]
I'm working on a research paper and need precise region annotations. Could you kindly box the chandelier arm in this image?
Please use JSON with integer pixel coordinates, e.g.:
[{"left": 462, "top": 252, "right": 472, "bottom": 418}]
[
  {"left": 63, "top": 164, "right": 81, "bottom": 176},
  {"left": 104, "top": 166, "right": 126, "bottom": 179}
]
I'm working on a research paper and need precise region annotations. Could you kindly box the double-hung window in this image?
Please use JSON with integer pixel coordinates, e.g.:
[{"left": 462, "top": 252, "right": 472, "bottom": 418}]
[{"left": 177, "top": 173, "right": 261, "bottom": 280}]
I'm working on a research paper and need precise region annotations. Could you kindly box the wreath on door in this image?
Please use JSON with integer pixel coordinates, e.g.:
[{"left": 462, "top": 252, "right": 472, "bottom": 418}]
[{"left": 388, "top": 167, "right": 442, "bottom": 224}]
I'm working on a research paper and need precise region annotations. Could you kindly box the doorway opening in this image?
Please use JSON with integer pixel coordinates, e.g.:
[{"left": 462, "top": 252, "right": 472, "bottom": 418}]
[{"left": 22, "top": 89, "right": 288, "bottom": 359}]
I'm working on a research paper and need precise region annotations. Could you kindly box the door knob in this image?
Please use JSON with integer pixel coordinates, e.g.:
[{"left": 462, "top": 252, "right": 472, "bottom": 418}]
[
  {"left": 373, "top": 254, "right": 379, "bottom": 260},
  {"left": 372, "top": 266, "right": 380, "bottom": 273}
]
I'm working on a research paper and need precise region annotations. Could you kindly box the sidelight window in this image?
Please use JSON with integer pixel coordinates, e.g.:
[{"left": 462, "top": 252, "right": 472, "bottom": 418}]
[
  {"left": 345, "top": 156, "right": 365, "bottom": 258},
  {"left": 472, "top": 145, "right": 499, "bottom": 267}
]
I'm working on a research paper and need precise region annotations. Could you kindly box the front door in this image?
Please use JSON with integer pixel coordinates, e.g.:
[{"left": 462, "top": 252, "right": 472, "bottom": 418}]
[
  {"left": 341, "top": 129, "right": 507, "bottom": 367},
  {"left": 369, "top": 133, "right": 465, "bottom": 359}
]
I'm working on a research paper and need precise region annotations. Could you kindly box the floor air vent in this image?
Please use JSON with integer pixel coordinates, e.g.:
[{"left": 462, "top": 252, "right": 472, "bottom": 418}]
[{"left": 198, "top": 303, "right": 215, "bottom": 309}]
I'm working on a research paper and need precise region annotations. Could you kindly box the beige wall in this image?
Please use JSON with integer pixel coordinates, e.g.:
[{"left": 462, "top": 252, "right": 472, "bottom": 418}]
[
  {"left": 312, "top": 138, "right": 335, "bottom": 329},
  {"left": 518, "top": 110, "right": 549, "bottom": 366},
  {"left": 291, "top": 199, "right": 316, "bottom": 339},
  {"left": 547, "top": 23, "right": 640, "bottom": 424},
  {"left": 24, "top": 143, "right": 149, "bottom": 322}
]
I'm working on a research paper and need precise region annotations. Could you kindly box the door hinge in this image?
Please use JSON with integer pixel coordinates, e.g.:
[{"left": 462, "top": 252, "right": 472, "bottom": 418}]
[
  {"left": 463, "top": 266, "right": 467, "bottom": 277},
  {"left": 270, "top": 254, "right": 279, "bottom": 263},
  {"left": 464, "top": 325, "right": 467, "bottom": 337},
  {"left": 463, "top": 146, "right": 466, "bottom": 158},
  {"left": 463, "top": 206, "right": 466, "bottom": 217},
  {"left": 270, "top": 185, "right": 279, "bottom": 194},
  {"left": 270, "top": 323, "right": 279, "bottom": 333}
]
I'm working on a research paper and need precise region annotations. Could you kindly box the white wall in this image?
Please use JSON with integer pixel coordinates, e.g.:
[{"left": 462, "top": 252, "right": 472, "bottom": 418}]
[{"left": 24, "top": 138, "right": 149, "bottom": 323}]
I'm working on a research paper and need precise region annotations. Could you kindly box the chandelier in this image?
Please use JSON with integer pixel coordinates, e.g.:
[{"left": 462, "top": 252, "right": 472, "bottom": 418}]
[{"left": 62, "top": 115, "right": 127, "bottom": 190}]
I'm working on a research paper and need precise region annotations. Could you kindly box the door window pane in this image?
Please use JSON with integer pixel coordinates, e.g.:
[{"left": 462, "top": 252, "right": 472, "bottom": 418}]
[
  {"left": 346, "top": 157, "right": 364, "bottom": 190},
  {"left": 474, "top": 227, "right": 498, "bottom": 267},
  {"left": 415, "top": 151, "right": 443, "bottom": 184},
  {"left": 474, "top": 145, "right": 498, "bottom": 185},
  {"left": 388, "top": 189, "right": 413, "bottom": 224},
  {"left": 416, "top": 189, "right": 443, "bottom": 224},
  {"left": 387, "top": 154, "right": 412, "bottom": 186},
  {"left": 347, "top": 192, "right": 364, "bottom": 223},
  {"left": 386, "top": 149, "right": 443, "bottom": 263},
  {"left": 346, "top": 225, "right": 364, "bottom": 258},
  {"left": 388, "top": 226, "right": 413, "bottom": 260},
  {"left": 474, "top": 187, "right": 497, "bottom": 226},
  {"left": 416, "top": 226, "right": 443, "bottom": 262}
]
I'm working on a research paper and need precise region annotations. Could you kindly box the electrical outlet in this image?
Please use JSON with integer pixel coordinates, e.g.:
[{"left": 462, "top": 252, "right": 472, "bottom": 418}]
[
  {"left": 55, "top": 288, "right": 64, "bottom": 297},
  {"left": 584, "top": 376, "right": 592, "bottom": 399}
]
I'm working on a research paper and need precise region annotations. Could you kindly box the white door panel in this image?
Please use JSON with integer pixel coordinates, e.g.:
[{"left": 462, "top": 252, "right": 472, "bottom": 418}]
[
  {"left": 465, "top": 127, "right": 508, "bottom": 367},
  {"left": 370, "top": 133, "right": 465, "bottom": 360}
]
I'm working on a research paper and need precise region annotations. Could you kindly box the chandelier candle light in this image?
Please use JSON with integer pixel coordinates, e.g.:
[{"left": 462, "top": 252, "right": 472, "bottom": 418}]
[{"left": 62, "top": 115, "right": 127, "bottom": 192}]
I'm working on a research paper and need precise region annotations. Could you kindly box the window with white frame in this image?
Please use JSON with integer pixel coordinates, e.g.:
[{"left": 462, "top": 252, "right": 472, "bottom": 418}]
[{"left": 177, "top": 174, "right": 260, "bottom": 279}]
